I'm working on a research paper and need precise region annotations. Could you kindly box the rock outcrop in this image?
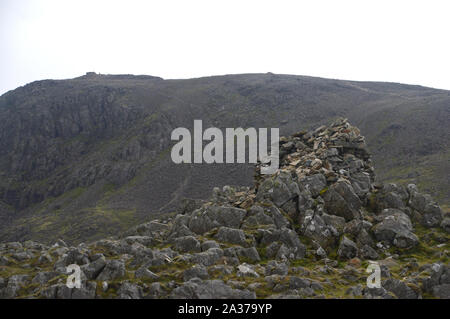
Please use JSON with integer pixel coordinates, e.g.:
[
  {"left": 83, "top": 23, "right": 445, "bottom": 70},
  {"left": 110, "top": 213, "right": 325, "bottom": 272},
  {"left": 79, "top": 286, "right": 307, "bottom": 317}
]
[{"left": 0, "top": 118, "right": 448, "bottom": 299}]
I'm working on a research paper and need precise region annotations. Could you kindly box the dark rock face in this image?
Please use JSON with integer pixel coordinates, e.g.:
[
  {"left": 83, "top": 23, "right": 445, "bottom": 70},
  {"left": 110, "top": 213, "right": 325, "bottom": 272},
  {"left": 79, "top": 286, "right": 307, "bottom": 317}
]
[{"left": 0, "top": 119, "right": 448, "bottom": 299}]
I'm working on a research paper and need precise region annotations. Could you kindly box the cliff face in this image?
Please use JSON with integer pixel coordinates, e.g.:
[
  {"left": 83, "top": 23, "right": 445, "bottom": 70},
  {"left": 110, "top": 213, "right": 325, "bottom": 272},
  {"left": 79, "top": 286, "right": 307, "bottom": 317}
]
[
  {"left": 0, "top": 73, "right": 449, "bottom": 244},
  {"left": 0, "top": 119, "right": 448, "bottom": 299}
]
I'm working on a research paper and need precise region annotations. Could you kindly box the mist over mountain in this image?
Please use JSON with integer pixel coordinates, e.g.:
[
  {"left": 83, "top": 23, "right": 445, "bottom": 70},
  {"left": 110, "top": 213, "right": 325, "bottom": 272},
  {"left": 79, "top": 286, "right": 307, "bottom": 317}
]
[{"left": 0, "top": 72, "right": 448, "bottom": 244}]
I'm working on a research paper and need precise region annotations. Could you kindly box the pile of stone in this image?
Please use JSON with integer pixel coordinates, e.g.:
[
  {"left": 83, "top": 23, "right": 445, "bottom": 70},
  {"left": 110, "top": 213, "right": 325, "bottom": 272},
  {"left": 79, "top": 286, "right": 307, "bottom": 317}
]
[{"left": 0, "top": 118, "right": 448, "bottom": 299}]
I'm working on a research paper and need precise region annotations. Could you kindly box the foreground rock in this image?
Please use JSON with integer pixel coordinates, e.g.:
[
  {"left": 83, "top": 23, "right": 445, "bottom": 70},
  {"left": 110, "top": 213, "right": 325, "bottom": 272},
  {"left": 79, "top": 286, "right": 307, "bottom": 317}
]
[{"left": 0, "top": 118, "right": 448, "bottom": 299}]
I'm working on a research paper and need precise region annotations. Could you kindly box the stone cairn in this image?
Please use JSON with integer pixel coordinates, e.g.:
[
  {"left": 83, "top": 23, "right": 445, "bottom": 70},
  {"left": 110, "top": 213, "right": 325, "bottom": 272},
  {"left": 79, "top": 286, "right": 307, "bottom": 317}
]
[{"left": 1, "top": 118, "right": 448, "bottom": 299}]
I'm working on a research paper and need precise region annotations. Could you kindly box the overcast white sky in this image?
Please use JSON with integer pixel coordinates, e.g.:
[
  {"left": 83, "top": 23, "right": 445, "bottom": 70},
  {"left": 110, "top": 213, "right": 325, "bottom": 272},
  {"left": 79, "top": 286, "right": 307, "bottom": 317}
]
[{"left": 1, "top": 0, "right": 449, "bottom": 95}]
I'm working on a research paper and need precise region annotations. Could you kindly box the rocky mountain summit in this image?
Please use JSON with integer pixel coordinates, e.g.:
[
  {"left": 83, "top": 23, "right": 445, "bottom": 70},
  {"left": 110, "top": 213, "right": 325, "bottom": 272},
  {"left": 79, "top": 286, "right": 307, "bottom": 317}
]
[{"left": 0, "top": 119, "right": 448, "bottom": 299}]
